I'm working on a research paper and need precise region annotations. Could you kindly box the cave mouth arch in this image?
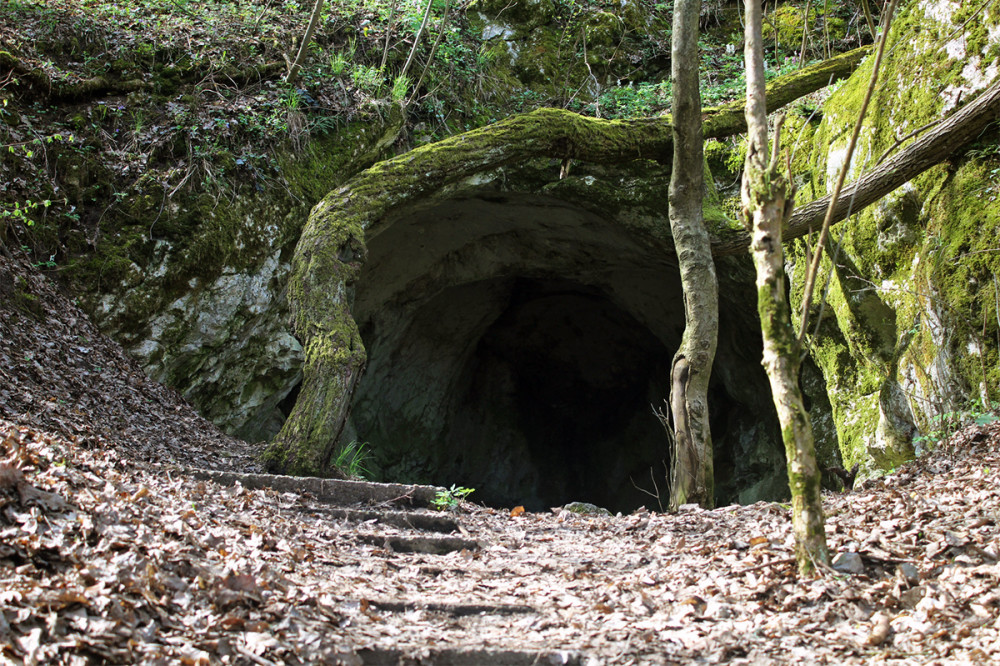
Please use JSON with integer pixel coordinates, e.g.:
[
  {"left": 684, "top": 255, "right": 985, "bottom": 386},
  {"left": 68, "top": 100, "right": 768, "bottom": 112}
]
[{"left": 344, "top": 186, "right": 788, "bottom": 512}]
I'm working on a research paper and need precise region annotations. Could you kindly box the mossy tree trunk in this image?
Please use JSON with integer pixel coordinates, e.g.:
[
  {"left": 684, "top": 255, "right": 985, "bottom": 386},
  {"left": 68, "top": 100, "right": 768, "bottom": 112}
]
[
  {"left": 741, "top": 0, "right": 829, "bottom": 574},
  {"left": 260, "top": 52, "right": 872, "bottom": 477},
  {"left": 667, "top": 0, "right": 717, "bottom": 510}
]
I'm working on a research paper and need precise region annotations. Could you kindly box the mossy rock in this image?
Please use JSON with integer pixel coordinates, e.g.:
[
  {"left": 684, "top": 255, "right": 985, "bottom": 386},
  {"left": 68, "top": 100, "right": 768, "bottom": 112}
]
[
  {"left": 474, "top": 0, "right": 557, "bottom": 28},
  {"left": 762, "top": 3, "right": 849, "bottom": 57},
  {"left": 562, "top": 501, "right": 612, "bottom": 516},
  {"left": 798, "top": 0, "right": 1000, "bottom": 472},
  {"left": 584, "top": 11, "right": 625, "bottom": 47}
]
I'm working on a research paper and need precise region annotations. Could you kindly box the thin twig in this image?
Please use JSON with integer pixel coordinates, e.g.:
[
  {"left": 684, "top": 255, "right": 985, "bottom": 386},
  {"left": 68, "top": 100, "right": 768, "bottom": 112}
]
[
  {"left": 859, "top": 0, "right": 876, "bottom": 42},
  {"left": 801, "top": 228, "right": 844, "bottom": 359},
  {"left": 251, "top": 0, "right": 277, "bottom": 34},
  {"left": 737, "top": 557, "right": 797, "bottom": 574},
  {"left": 406, "top": 0, "right": 452, "bottom": 108},
  {"left": 582, "top": 30, "right": 601, "bottom": 118},
  {"left": 941, "top": 0, "right": 994, "bottom": 50},
  {"left": 994, "top": 274, "right": 1000, "bottom": 360},
  {"left": 379, "top": 0, "right": 400, "bottom": 71},
  {"left": 875, "top": 119, "right": 942, "bottom": 166},
  {"left": 400, "top": 0, "right": 435, "bottom": 80},
  {"left": 798, "top": 0, "right": 812, "bottom": 68}
]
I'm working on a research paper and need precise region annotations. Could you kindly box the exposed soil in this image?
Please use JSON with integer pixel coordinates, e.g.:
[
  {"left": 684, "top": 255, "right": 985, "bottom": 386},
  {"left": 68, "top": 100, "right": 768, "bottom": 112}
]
[{"left": 3, "top": 252, "right": 1000, "bottom": 664}]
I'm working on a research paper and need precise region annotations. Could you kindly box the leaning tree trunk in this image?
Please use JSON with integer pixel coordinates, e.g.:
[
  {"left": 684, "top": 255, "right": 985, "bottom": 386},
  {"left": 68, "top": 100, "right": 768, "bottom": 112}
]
[
  {"left": 285, "top": 0, "right": 325, "bottom": 85},
  {"left": 667, "top": 0, "right": 717, "bottom": 510},
  {"left": 715, "top": 71, "right": 1000, "bottom": 257},
  {"left": 741, "top": 0, "right": 829, "bottom": 574}
]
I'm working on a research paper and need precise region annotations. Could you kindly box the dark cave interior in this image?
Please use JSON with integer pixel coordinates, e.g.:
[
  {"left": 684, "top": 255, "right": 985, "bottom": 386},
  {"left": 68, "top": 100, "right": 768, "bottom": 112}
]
[{"left": 343, "top": 190, "right": 790, "bottom": 512}]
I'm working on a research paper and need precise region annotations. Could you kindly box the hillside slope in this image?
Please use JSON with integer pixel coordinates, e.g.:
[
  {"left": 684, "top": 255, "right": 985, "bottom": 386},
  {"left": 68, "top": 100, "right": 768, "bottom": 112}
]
[{"left": 1, "top": 250, "right": 259, "bottom": 471}]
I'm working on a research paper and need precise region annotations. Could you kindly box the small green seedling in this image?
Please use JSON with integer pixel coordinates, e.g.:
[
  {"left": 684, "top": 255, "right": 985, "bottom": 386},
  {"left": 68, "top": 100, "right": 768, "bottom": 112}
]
[
  {"left": 333, "top": 440, "right": 370, "bottom": 479},
  {"left": 432, "top": 485, "right": 474, "bottom": 511}
]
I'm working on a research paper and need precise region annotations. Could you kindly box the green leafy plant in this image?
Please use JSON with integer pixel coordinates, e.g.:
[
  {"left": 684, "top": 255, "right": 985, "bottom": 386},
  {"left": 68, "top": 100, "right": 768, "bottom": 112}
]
[
  {"left": 0, "top": 199, "right": 51, "bottom": 226},
  {"left": 432, "top": 484, "right": 474, "bottom": 511},
  {"left": 913, "top": 398, "right": 1000, "bottom": 451},
  {"left": 391, "top": 74, "right": 410, "bottom": 103},
  {"left": 329, "top": 39, "right": 354, "bottom": 75},
  {"left": 333, "top": 440, "right": 371, "bottom": 479},
  {"left": 280, "top": 87, "right": 302, "bottom": 111},
  {"left": 596, "top": 80, "right": 671, "bottom": 119},
  {"left": 350, "top": 64, "right": 383, "bottom": 94}
]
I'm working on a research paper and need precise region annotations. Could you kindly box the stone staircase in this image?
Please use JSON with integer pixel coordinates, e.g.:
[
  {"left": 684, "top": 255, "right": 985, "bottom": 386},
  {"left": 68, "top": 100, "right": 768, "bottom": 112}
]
[{"left": 187, "top": 469, "right": 585, "bottom": 665}]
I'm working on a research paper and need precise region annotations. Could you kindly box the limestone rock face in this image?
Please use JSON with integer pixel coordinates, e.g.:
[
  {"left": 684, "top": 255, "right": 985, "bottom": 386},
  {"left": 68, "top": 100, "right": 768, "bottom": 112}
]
[
  {"left": 87, "top": 120, "right": 403, "bottom": 443},
  {"left": 799, "top": 0, "right": 1000, "bottom": 474},
  {"left": 470, "top": 0, "right": 656, "bottom": 96},
  {"left": 95, "top": 241, "right": 302, "bottom": 443}
]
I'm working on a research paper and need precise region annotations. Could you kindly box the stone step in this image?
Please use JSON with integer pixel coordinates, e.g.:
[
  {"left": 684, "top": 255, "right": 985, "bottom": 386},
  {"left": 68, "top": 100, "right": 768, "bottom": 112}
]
[
  {"left": 190, "top": 469, "right": 483, "bottom": 555},
  {"left": 188, "top": 468, "right": 445, "bottom": 508},
  {"left": 365, "top": 600, "right": 536, "bottom": 616},
  {"left": 354, "top": 647, "right": 583, "bottom": 665},
  {"left": 356, "top": 534, "right": 481, "bottom": 555},
  {"left": 307, "top": 506, "right": 460, "bottom": 533}
]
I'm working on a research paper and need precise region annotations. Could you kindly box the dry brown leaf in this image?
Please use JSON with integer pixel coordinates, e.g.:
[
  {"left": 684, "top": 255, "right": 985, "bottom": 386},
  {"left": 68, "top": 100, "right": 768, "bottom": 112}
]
[{"left": 866, "top": 612, "right": 892, "bottom": 646}]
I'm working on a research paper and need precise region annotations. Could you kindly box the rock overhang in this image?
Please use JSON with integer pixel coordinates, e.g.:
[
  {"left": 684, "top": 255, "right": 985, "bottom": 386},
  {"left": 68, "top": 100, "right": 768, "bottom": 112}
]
[{"left": 341, "top": 162, "right": 790, "bottom": 511}]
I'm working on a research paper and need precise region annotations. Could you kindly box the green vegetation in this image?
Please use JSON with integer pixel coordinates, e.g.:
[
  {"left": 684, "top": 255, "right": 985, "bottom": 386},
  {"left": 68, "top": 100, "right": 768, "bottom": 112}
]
[
  {"left": 432, "top": 485, "right": 475, "bottom": 511},
  {"left": 0, "top": 0, "right": 687, "bottom": 278},
  {"left": 333, "top": 440, "right": 371, "bottom": 479},
  {"left": 913, "top": 400, "right": 1000, "bottom": 452}
]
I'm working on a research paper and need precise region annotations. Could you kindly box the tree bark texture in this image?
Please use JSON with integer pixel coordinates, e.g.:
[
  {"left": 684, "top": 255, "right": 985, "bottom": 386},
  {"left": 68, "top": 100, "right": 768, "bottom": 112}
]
[
  {"left": 260, "top": 49, "right": 873, "bottom": 476},
  {"left": 742, "top": 0, "right": 829, "bottom": 575},
  {"left": 716, "top": 75, "right": 1000, "bottom": 256},
  {"left": 667, "top": 0, "right": 717, "bottom": 510},
  {"left": 286, "top": 0, "right": 326, "bottom": 85}
]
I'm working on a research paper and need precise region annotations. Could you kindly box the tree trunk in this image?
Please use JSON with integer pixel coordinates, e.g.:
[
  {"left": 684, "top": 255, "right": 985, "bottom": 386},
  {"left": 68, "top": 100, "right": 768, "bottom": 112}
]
[
  {"left": 715, "top": 75, "right": 1000, "bottom": 257},
  {"left": 741, "top": 0, "right": 829, "bottom": 575},
  {"left": 286, "top": 0, "right": 325, "bottom": 86},
  {"left": 400, "top": 0, "right": 436, "bottom": 80},
  {"left": 667, "top": 0, "right": 717, "bottom": 510}
]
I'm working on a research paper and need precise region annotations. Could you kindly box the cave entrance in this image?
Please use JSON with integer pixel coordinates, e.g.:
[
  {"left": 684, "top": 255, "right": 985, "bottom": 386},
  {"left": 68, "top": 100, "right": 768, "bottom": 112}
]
[
  {"left": 447, "top": 277, "right": 674, "bottom": 511},
  {"left": 345, "top": 188, "right": 788, "bottom": 512}
]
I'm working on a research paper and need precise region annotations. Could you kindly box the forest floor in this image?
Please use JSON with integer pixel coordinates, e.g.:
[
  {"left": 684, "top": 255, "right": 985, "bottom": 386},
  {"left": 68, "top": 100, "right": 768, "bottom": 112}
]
[{"left": 3, "top": 251, "right": 1000, "bottom": 665}]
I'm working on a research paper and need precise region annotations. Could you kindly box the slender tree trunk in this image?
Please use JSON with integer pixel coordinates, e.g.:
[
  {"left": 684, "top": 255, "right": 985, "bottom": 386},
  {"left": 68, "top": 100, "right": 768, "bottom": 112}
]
[
  {"left": 406, "top": 0, "right": 453, "bottom": 107},
  {"left": 380, "top": 0, "right": 400, "bottom": 71},
  {"left": 286, "top": 0, "right": 325, "bottom": 86},
  {"left": 667, "top": 0, "right": 717, "bottom": 509},
  {"left": 742, "top": 0, "right": 829, "bottom": 574},
  {"left": 400, "top": 0, "right": 435, "bottom": 80}
]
